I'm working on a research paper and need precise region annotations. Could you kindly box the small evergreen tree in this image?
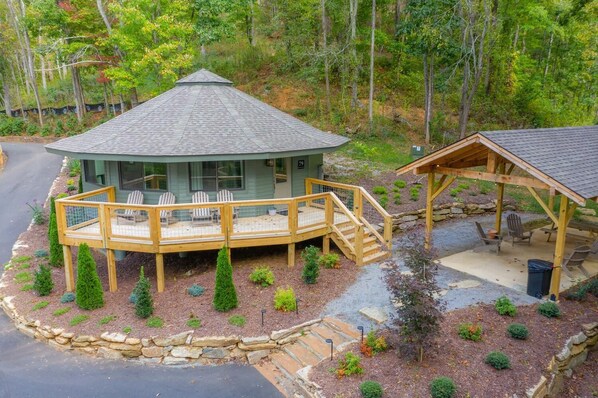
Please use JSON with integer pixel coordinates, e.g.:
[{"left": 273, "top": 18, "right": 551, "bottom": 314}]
[
  {"left": 301, "top": 245, "right": 320, "bottom": 284},
  {"left": 75, "top": 243, "right": 104, "bottom": 310},
  {"left": 134, "top": 266, "right": 154, "bottom": 318},
  {"left": 213, "top": 246, "right": 238, "bottom": 312},
  {"left": 33, "top": 265, "right": 54, "bottom": 296},
  {"left": 78, "top": 176, "right": 83, "bottom": 194},
  {"left": 48, "top": 197, "right": 63, "bottom": 267}
]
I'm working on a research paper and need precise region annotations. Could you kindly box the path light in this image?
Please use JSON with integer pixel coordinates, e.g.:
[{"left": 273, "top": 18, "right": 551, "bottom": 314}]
[
  {"left": 261, "top": 309, "right": 267, "bottom": 326},
  {"left": 325, "top": 338, "right": 334, "bottom": 361},
  {"left": 295, "top": 298, "right": 301, "bottom": 315},
  {"left": 357, "top": 325, "right": 364, "bottom": 343}
]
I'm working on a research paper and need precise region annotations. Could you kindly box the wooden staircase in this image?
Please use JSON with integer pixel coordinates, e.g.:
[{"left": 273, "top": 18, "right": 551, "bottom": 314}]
[{"left": 331, "top": 221, "right": 391, "bottom": 266}]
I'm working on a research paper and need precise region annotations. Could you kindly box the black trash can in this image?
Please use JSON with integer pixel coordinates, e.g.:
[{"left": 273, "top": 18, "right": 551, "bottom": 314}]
[{"left": 527, "top": 259, "right": 553, "bottom": 298}]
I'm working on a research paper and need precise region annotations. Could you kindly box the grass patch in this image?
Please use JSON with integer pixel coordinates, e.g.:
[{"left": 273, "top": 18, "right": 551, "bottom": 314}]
[
  {"left": 146, "top": 317, "right": 164, "bottom": 328},
  {"left": 20, "top": 283, "right": 34, "bottom": 292},
  {"left": 228, "top": 315, "right": 246, "bottom": 327},
  {"left": 186, "top": 317, "right": 202, "bottom": 328},
  {"left": 16, "top": 262, "right": 31, "bottom": 270},
  {"left": 53, "top": 307, "right": 71, "bottom": 317},
  {"left": 32, "top": 301, "right": 49, "bottom": 311},
  {"left": 70, "top": 315, "right": 90, "bottom": 326},
  {"left": 13, "top": 255, "right": 32, "bottom": 263},
  {"left": 99, "top": 315, "right": 116, "bottom": 325},
  {"left": 123, "top": 326, "right": 132, "bottom": 334},
  {"left": 14, "top": 271, "right": 32, "bottom": 284}
]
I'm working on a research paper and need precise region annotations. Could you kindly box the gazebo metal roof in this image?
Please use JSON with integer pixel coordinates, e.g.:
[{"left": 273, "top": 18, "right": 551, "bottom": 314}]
[{"left": 45, "top": 69, "right": 349, "bottom": 162}]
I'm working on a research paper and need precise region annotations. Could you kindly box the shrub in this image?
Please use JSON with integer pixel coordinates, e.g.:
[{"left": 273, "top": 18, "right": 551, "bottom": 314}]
[
  {"left": 146, "top": 316, "right": 163, "bottom": 328},
  {"left": 337, "top": 352, "right": 363, "bottom": 378},
  {"left": 213, "top": 246, "right": 238, "bottom": 312},
  {"left": 26, "top": 123, "right": 38, "bottom": 136},
  {"left": 123, "top": 326, "right": 132, "bottom": 334},
  {"left": 69, "top": 315, "right": 89, "bottom": 326},
  {"left": 301, "top": 245, "right": 320, "bottom": 284},
  {"left": 33, "top": 265, "right": 54, "bottom": 296},
  {"left": 393, "top": 193, "right": 401, "bottom": 205},
  {"left": 538, "top": 301, "right": 560, "bottom": 318},
  {"left": 187, "top": 317, "right": 201, "bottom": 328},
  {"left": 228, "top": 315, "right": 246, "bottom": 327},
  {"left": 409, "top": 187, "right": 420, "bottom": 201},
  {"left": 318, "top": 253, "right": 340, "bottom": 269},
  {"left": 360, "top": 380, "right": 383, "bottom": 398},
  {"left": 134, "top": 266, "right": 154, "bottom": 318},
  {"left": 457, "top": 183, "right": 470, "bottom": 190},
  {"left": 27, "top": 201, "right": 45, "bottom": 225},
  {"left": 485, "top": 351, "right": 511, "bottom": 370},
  {"left": 249, "top": 266, "right": 275, "bottom": 287},
  {"left": 32, "top": 301, "right": 49, "bottom": 311},
  {"left": 187, "top": 284, "right": 206, "bottom": 297},
  {"left": 430, "top": 377, "right": 456, "bottom": 398},
  {"left": 372, "top": 186, "right": 387, "bottom": 195},
  {"left": 507, "top": 323, "right": 529, "bottom": 340},
  {"left": 14, "top": 271, "right": 32, "bottom": 284},
  {"left": 60, "top": 292, "right": 75, "bottom": 303},
  {"left": 129, "top": 292, "right": 137, "bottom": 304},
  {"left": 53, "top": 307, "right": 71, "bottom": 316},
  {"left": 99, "top": 315, "right": 116, "bottom": 325},
  {"left": 20, "top": 284, "right": 33, "bottom": 292},
  {"left": 75, "top": 243, "right": 104, "bottom": 310},
  {"left": 378, "top": 194, "right": 388, "bottom": 209},
  {"left": 394, "top": 179, "right": 407, "bottom": 188},
  {"left": 565, "top": 279, "right": 598, "bottom": 301},
  {"left": 495, "top": 296, "right": 517, "bottom": 316},
  {"left": 458, "top": 323, "right": 483, "bottom": 342},
  {"left": 363, "top": 330, "right": 387, "bottom": 356},
  {"left": 48, "top": 198, "right": 63, "bottom": 267},
  {"left": 449, "top": 188, "right": 460, "bottom": 197},
  {"left": 274, "top": 286, "right": 297, "bottom": 312},
  {"left": 34, "top": 249, "right": 48, "bottom": 258}
]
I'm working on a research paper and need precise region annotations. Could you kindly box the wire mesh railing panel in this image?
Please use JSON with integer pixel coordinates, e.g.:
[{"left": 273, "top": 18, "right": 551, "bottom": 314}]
[
  {"left": 297, "top": 200, "right": 326, "bottom": 229},
  {"left": 81, "top": 191, "right": 109, "bottom": 203},
  {"left": 64, "top": 204, "right": 101, "bottom": 237},
  {"left": 361, "top": 196, "right": 385, "bottom": 227},
  {"left": 158, "top": 204, "right": 224, "bottom": 241},
  {"left": 310, "top": 182, "right": 355, "bottom": 212},
  {"left": 232, "top": 204, "right": 290, "bottom": 235},
  {"left": 107, "top": 206, "right": 151, "bottom": 239}
]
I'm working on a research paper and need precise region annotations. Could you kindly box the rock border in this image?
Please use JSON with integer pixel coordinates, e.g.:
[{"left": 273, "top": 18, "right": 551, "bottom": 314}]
[{"left": 525, "top": 321, "right": 598, "bottom": 398}]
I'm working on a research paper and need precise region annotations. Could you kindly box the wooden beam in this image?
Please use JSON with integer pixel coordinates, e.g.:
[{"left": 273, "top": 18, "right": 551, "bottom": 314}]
[
  {"left": 446, "top": 159, "right": 487, "bottom": 169},
  {"left": 495, "top": 163, "right": 505, "bottom": 233},
  {"left": 486, "top": 152, "right": 497, "bottom": 173},
  {"left": 506, "top": 163, "right": 515, "bottom": 175},
  {"left": 425, "top": 172, "right": 435, "bottom": 249},
  {"left": 526, "top": 187, "right": 558, "bottom": 225},
  {"left": 322, "top": 235, "right": 330, "bottom": 254},
  {"left": 156, "top": 253, "right": 165, "bottom": 293},
  {"left": 63, "top": 245, "right": 75, "bottom": 292},
  {"left": 566, "top": 203, "right": 578, "bottom": 224},
  {"left": 549, "top": 195, "right": 568, "bottom": 299},
  {"left": 288, "top": 243, "right": 295, "bottom": 268},
  {"left": 106, "top": 249, "right": 117, "bottom": 292},
  {"left": 431, "top": 176, "right": 457, "bottom": 201},
  {"left": 434, "top": 167, "right": 551, "bottom": 190}
]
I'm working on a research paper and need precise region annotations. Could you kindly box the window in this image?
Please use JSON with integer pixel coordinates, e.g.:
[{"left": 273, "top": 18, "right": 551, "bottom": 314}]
[
  {"left": 189, "top": 161, "right": 244, "bottom": 191},
  {"left": 83, "top": 160, "right": 105, "bottom": 185},
  {"left": 275, "top": 159, "right": 288, "bottom": 183},
  {"left": 119, "top": 162, "right": 167, "bottom": 191}
]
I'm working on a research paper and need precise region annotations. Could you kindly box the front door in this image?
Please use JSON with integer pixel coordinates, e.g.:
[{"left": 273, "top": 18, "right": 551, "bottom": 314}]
[{"left": 274, "top": 158, "right": 292, "bottom": 199}]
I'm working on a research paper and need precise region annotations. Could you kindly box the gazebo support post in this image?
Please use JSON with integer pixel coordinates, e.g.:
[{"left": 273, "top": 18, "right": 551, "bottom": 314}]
[
  {"left": 425, "top": 172, "right": 435, "bottom": 249},
  {"left": 322, "top": 236, "right": 330, "bottom": 254},
  {"left": 155, "top": 253, "right": 165, "bottom": 293},
  {"left": 549, "top": 195, "right": 569, "bottom": 299},
  {"left": 288, "top": 243, "right": 295, "bottom": 268},
  {"left": 106, "top": 249, "right": 117, "bottom": 292},
  {"left": 63, "top": 245, "right": 75, "bottom": 292},
  {"left": 495, "top": 164, "right": 505, "bottom": 233}
]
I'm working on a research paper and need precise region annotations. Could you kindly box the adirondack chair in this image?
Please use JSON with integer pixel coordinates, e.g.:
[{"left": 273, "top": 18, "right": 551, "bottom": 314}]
[
  {"left": 190, "top": 191, "right": 212, "bottom": 225},
  {"left": 506, "top": 214, "right": 533, "bottom": 246},
  {"left": 216, "top": 189, "right": 239, "bottom": 222},
  {"left": 561, "top": 245, "right": 592, "bottom": 278},
  {"left": 475, "top": 222, "right": 502, "bottom": 254},
  {"left": 117, "top": 190, "right": 145, "bottom": 225},
  {"left": 158, "top": 192, "right": 177, "bottom": 226}
]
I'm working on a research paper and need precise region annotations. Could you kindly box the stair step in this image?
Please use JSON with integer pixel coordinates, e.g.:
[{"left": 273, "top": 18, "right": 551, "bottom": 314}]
[
  {"left": 362, "top": 250, "right": 391, "bottom": 265},
  {"left": 322, "top": 317, "right": 361, "bottom": 340},
  {"left": 254, "top": 361, "right": 290, "bottom": 397},
  {"left": 363, "top": 243, "right": 382, "bottom": 256},
  {"left": 298, "top": 333, "right": 333, "bottom": 360},
  {"left": 311, "top": 324, "right": 352, "bottom": 345},
  {"left": 284, "top": 343, "right": 320, "bottom": 367},
  {"left": 271, "top": 352, "right": 303, "bottom": 378}
]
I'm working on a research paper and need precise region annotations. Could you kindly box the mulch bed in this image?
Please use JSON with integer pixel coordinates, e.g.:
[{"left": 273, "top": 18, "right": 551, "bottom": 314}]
[{"left": 311, "top": 296, "right": 598, "bottom": 398}]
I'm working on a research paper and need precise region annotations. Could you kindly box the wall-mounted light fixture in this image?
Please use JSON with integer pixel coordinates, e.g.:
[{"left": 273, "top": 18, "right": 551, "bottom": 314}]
[{"left": 265, "top": 159, "right": 274, "bottom": 167}]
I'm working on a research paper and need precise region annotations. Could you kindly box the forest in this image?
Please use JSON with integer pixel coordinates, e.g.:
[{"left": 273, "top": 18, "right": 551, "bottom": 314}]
[{"left": 0, "top": 0, "right": 596, "bottom": 155}]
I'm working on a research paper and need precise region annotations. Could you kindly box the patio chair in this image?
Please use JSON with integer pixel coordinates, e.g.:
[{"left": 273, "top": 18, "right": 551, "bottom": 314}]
[
  {"left": 117, "top": 190, "right": 145, "bottom": 225},
  {"left": 158, "top": 192, "right": 177, "bottom": 226},
  {"left": 506, "top": 214, "right": 533, "bottom": 246},
  {"left": 216, "top": 189, "right": 239, "bottom": 222},
  {"left": 561, "top": 245, "right": 592, "bottom": 278},
  {"left": 474, "top": 222, "right": 502, "bottom": 254},
  {"left": 190, "top": 191, "right": 212, "bottom": 225}
]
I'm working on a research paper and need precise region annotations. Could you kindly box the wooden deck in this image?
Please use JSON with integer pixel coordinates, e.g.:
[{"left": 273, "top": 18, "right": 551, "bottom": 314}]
[{"left": 55, "top": 179, "right": 393, "bottom": 293}]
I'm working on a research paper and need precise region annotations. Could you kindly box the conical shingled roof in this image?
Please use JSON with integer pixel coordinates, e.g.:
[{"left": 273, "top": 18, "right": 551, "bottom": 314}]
[{"left": 46, "top": 69, "right": 349, "bottom": 161}]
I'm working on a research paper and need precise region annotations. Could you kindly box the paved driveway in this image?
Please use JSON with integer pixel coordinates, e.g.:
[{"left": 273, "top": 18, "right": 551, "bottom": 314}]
[{"left": 0, "top": 143, "right": 282, "bottom": 398}]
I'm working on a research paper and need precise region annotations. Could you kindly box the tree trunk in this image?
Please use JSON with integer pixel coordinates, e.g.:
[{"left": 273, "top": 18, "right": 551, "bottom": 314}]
[
  {"left": 18, "top": 0, "right": 43, "bottom": 126},
  {"left": 543, "top": 30, "right": 554, "bottom": 80},
  {"left": 102, "top": 82, "right": 110, "bottom": 117},
  {"left": 70, "top": 66, "right": 86, "bottom": 123},
  {"left": 394, "top": 0, "right": 404, "bottom": 37},
  {"left": 9, "top": 61, "right": 25, "bottom": 120},
  {"left": 129, "top": 87, "right": 139, "bottom": 108},
  {"left": 368, "top": 0, "right": 376, "bottom": 125},
  {"left": 349, "top": 0, "right": 360, "bottom": 108},
  {"left": 2, "top": 73, "right": 12, "bottom": 117},
  {"left": 320, "top": 0, "right": 331, "bottom": 114},
  {"left": 423, "top": 53, "right": 434, "bottom": 144}
]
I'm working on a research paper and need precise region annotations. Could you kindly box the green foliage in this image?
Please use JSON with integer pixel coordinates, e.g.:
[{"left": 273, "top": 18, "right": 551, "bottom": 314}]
[
  {"left": 187, "top": 284, "right": 206, "bottom": 296},
  {"left": 123, "top": 326, "right": 132, "bottom": 334},
  {"left": 457, "top": 183, "right": 469, "bottom": 190},
  {"left": 564, "top": 278, "right": 598, "bottom": 301},
  {"left": 48, "top": 198, "right": 62, "bottom": 267},
  {"left": 364, "top": 330, "right": 388, "bottom": 355},
  {"left": 228, "top": 315, "right": 246, "bottom": 327},
  {"left": 409, "top": 187, "right": 420, "bottom": 201},
  {"left": 249, "top": 266, "right": 275, "bottom": 287},
  {"left": 372, "top": 186, "right": 387, "bottom": 195},
  {"left": 27, "top": 201, "right": 45, "bottom": 225},
  {"left": 394, "top": 180, "right": 407, "bottom": 189},
  {"left": 359, "top": 381, "right": 383, "bottom": 398},
  {"left": 538, "top": 301, "right": 560, "bottom": 318},
  {"left": 274, "top": 286, "right": 297, "bottom": 312},
  {"left": 99, "top": 315, "right": 116, "bottom": 325},
  {"left": 495, "top": 296, "right": 517, "bottom": 316},
  {"left": 20, "top": 284, "right": 34, "bottom": 292},
  {"left": 318, "top": 253, "right": 340, "bottom": 269},
  {"left": 507, "top": 323, "right": 529, "bottom": 340},
  {"left": 429, "top": 377, "right": 456, "bottom": 398},
  {"left": 0, "top": 117, "right": 24, "bottom": 136},
  {"left": 378, "top": 194, "right": 388, "bottom": 209},
  {"left": 301, "top": 245, "right": 320, "bottom": 284},
  {"left": 32, "top": 301, "right": 49, "bottom": 311},
  {"left": 53, "top": 307, "right": 71, "bottom": 317},
  {"left": 60, "top": 292, "right": 76, "bottom": 303},
  {"left": 393, "top": 193, "right": 401, "bottom": 205},
  {"left": 33, "top": 265, "right": 54, "bottom": 296},
  {"left": 14, "top": 271, "right": 32, "bottom": 284},
  {"left": 213, "top": 246, "right": 238, "bottom": 312},
  {"left": 134, "top": 267, "right": 154, "bottom": 318},
  {"left": 146, "top": 317, "right": 164, "bottom": 328},
  {"left": 69, "top": 315, "right": 90, "bottom": 326},
  {"left": 449, "top": 188, "right": 460, "bottom": 197},
  {"left": 34, "top": 249, "right": 49, "bottom": 258},
  {"left": 458, "top": 323, "right": 483, "bottom": 342},
  {"left": 187, "top": 317, "right": 201, "bottom": 328},
  {"left": 75, "top": 243, "right": 104, "bottom": 310},
  {"left": 336, "top": 352, "right": 363, "bottom": 377},
  {"left": 485, "top": 351, "right": 511, "bottom": 370}
]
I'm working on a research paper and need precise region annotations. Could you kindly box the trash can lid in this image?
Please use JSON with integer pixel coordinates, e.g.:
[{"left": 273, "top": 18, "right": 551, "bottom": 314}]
[{"left": 527, "top": 259, "right": 553, "bottom": 271}]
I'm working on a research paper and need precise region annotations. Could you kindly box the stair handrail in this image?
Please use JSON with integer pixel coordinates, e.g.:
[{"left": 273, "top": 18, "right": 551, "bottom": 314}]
[
  {"left": 358, "top": 187, "right": 393, "bottom": 250},
  {"left": 327, "top": 191, "right": 364, "bottom": 265}
]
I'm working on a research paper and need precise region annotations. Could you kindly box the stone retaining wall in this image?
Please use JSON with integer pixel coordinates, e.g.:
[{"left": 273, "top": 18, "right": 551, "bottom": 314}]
[
  {"left": 0, "top": 295, "right": 321, "bottom": 366},
  {"left": 525, "top": 322, "right": 598, "bottom": 398}
]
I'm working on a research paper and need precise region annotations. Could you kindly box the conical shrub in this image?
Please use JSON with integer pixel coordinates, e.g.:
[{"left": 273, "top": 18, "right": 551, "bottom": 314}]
[
  {"left": 134, "top": 266, "right": 154, "bottom": 318},
  {"left": 48, "top": 197, "right": 63, "bottom": 267},
  {"left": 213, "top": 246, "right": 238, "bottom": 312},
  {"left": 75, "top": 243, "right": 104, "bottom": 310},
  {"left": 33, "top": 264, "right": 54, "bottom": 296}
]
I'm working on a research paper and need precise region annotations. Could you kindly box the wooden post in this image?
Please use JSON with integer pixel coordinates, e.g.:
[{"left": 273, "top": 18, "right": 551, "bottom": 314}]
[
  {"left": 548, "top": 194, "right": 555, "bottom": 213},
  {"left": 323, "top": 195, "right": 334, "bottom": 254},
  {"left": 355, "top": 225, "right": 364, "bottom": 266},
  {"left": 63, "top": 245, "right": 75, "bottom": 292},
  {"left": 549, "top": 195, "right": 569, "bottom": 299},
  {"left": 322, "top": 236, "right": 330, "bottom": 254},
  {"left": 106, "top": 249, "right": 117, "bottom": 292},
  {"left": 353, "top": 188, "right": 363, "bottom": 218},
  {"left": 288, "top": 243, "right": 295, "bottom": 268},
  {"left": 425, "top": 172, "right": 435, "bottom": 249},
  {"left": 495, "top": 164, "right": 505, "bottom": 233},
  {"left": 155, "top": 253, "right": 165, "bottom": 293}
]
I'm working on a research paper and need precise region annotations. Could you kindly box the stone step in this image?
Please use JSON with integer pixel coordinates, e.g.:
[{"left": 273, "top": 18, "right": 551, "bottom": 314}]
[
  {"left": 310, "top": 324, "right": 351, "bottom": 346},
  {"left": 284, "top": 343, "right": 320, "bottom": 367},
  {"left": 322, "top": 317, "right": 361, "bottom": 340},
  {"left": 298, "top": 333, "right": 332, "bottom": 360},
  {"left": 270, "top": 351, "right": 303, "bottom": 379},
  {"left": 254, "top": 361, "right": 291, "bottom": 397}
]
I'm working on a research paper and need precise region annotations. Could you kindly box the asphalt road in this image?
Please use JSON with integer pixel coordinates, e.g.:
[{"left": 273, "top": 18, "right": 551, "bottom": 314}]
[{"left": 0, "top": 143, "right": 282, "bottom": 398}]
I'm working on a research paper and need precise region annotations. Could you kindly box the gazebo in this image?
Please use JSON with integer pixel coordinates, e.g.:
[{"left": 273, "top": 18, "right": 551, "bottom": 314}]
[{"left": 396, "top": 125, "right": 598, "bottom": 299}]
